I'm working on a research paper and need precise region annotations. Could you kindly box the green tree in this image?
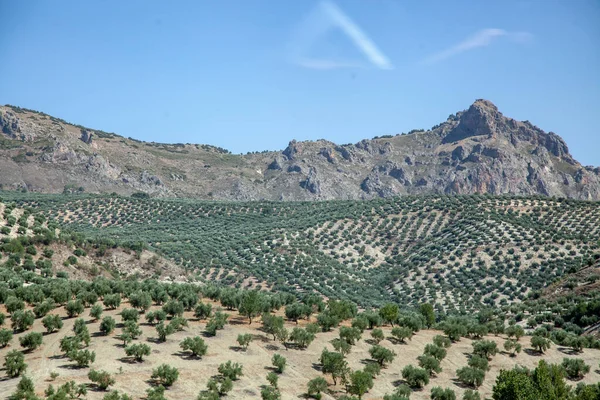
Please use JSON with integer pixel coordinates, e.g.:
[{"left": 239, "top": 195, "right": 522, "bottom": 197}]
[
  {"left": 0, "top": 328, "right": 13, "bottom": 347},
  {"left": 88, "top": 369, "right": 115, "bottom": 390},
  {"left": 272, "top": 354, "right": 286, "bottom": 373},
  {"left": 561, "top": 358, "right": 590, "bottom": 380},
  {"left": 369, "top": 345, "right": 396, "bottom": 367},
  {"left": 65, "top": 300, "right": 85, "bottom": 318},
  {"left": 237, "top": 333, "right": 253, "bottom": 350},
  {"left": 5, "top": 350, "right": 27, "bottom": 377},
  {"left": 266, "top": 371, "right": 278, "bottom": 388},
  {"left": 456, "top": 367, "right": 485, "bottom": 388},
  {"left": 391, "top": 327, "right": 413, "bottom": 343},
  {"left": 42, "top": 314, "right": 63, "bottom": 333},
  {"left": 156, "top": 322, "right": 175, "bottom": 342},
  {"left": 11, "top": 310, "right": 35, "bottom": 332},
  {"left": 430, "top": 387, "right": 456, "bottom": 400},
  {"left": 307, "top": 377, "right": 328, "bottom": 400},
  {"left": 151, "top": 364, "right": 179, "bottom": 387},
  {"left": 401, "top": 365, "right": 429, "bottom": 388},
  {"left": 125, "top": 343, "right": 151, "bottom": 362},
  {"left": 320, "top": 349, "right": 348, "bottom": 385},
  {"left": 218, "top": 361, "right": 243, "bottom": 381},
  {"left": 462, "top": 390, "right": 481, "bottom": 400},
  {"left": 530, "top": 335, "right": 551, "bottom": 353},
  {"left": 424, "top": 344, "right": 447, "bottom": 361},
  {"left": 290, "top": 327, "right": 315, "bottom": 349},
  {"left": 19, "top": 332, "right": 43, "bottom": 351},
  {"left": 180, "top": 336, "right": 208, "bottom": 358},
  {"left": 379, "top": 303, "right": 399, "bottom": 326},
  {"left": 347, "top": 370, "right": 374, "bottom": 399},
  {"left": 100, "top": 316, "right": 116, "bottom": 335},
  {"left": 417, "top": 354, "right": 442, "bottom": 376},
  {"left": 472, "top": 340, "right": 498, "bottom": 360},
  {"left": 194, "top": 303, "right": 212, "bottom": 320},
  {"left": 419, "top": 303, "right": 436, "bottom": 328},
  {"left": 371, "top": 328, "right": 384, "bottom": 344},
  {"left": 503, "top": 339, "right": 522, "bottom": 357}
]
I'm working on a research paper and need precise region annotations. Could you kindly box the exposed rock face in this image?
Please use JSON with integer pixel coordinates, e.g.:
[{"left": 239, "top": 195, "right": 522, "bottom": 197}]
[
  {"left": 0, "top": 100, "right": 598, "bottom": 200},
  {"left": 80, "top": 129, "right": 93, "bottom": 144}
]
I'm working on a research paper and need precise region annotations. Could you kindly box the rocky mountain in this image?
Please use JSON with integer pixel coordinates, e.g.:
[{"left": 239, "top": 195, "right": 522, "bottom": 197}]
[{"left": 1, "top": 99, "right": 599, "bottom": 200}]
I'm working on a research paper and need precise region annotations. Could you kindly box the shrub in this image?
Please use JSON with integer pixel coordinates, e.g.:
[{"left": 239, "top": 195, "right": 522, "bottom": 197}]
[
  {"left": 180, "top": 336, "right": 208, "bottom": 358},
  {"left": 218, "top": 361, "right": 243, "bottom": 381},
  {"left": 88, "top": 369, "right": 115, "bottom": 390},
  {"left": 19, "top": 332, "right": 43, "bottom": 351},
  {"left": 272, "top": 354, "right": 286, "bottom": 373},
  {"left": 402, "top": 365, "right": 429, "bottom": 388},
  {"left": 125, "top": 343, "right": 151, "bottom": 362},
  {"left": 151, "top": 364, "right": 179, "bottom": 387}
]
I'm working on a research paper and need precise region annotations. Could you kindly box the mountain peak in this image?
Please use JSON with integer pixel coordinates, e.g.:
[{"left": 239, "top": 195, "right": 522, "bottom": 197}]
[{"left": 471, "top": 98, "right": 499, "bottom": 111}]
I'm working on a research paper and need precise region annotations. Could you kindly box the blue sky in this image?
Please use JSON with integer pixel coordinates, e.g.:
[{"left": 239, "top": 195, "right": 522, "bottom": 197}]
[{"left": 1, "top": 0, "right": 598, "bottom": 165}]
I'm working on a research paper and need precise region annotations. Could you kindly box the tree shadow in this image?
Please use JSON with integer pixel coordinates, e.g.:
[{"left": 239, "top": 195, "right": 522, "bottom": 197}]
[
  {"left": 117, "top": 357, "right": 141, "bottom": 364},
  {"left": 229, "top": 346, "right": 246, "bottom": 352},
  {"left": 58, "top": 363, "right": 86, "bottom": 370},
  {"left": 146, "top": 337, "right": 163, "bottom": 344},
  {"left": 364, "top": 339, "right": 378, "bottom": 346},
  {"left": 265, "top": 344, "right": 280, "bottom": 351},
  {"left": 311, "top": 363, "right": 322, "bottom": 372},
  {"left": 524, "top": 348, "right": 543, "bottom": 356},
  {"left": 557, "top": 347, "right": 580, "bottom": 356},
  {"left": 451, "top": 378, "right": 477, "bottom": 389}
]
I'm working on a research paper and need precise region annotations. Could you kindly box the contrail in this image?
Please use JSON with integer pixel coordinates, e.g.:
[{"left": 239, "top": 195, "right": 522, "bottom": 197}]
[
  {"left": 289, "top": 0, "right": 393, "bottom": 70},
  {"left": 422, "top": 28, "right": 533, "bottom": 65}
]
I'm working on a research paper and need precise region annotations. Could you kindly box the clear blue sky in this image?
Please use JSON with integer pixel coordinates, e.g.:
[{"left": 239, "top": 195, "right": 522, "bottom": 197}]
[{"left": 1, "top": 0, "right": 598, "bottom": 165}]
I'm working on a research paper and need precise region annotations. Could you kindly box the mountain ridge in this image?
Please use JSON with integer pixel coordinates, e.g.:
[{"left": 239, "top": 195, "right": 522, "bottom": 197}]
[{"left": 1, "top": 100, "right": 599, "bottom": 200}]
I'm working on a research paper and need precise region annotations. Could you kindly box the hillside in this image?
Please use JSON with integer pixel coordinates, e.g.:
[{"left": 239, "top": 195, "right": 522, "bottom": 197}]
[
  {"left": 3, "top": 192, "right": 599, "bottom": 313},
  {"left": 1, "top": 100, "right": 599, "bottom": 201},
  {"left": 1, "top": 194, "right": 599, "bottom": 399}
]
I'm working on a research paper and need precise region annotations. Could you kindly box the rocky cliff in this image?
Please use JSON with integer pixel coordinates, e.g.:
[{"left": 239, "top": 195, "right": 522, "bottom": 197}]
[{"left": 1, "top": 100, "right": 598, "bottom": 200}]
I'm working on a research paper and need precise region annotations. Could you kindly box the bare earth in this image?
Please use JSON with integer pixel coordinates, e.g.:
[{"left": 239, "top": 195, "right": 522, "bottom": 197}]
[{"left": 1, "top": 301, "right": 599, "bottom": 399}]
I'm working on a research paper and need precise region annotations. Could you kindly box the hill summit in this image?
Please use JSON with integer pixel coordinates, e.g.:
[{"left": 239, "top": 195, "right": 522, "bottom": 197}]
[{"left": 1, "top": 100, "right": 598, "bottom": 200}]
